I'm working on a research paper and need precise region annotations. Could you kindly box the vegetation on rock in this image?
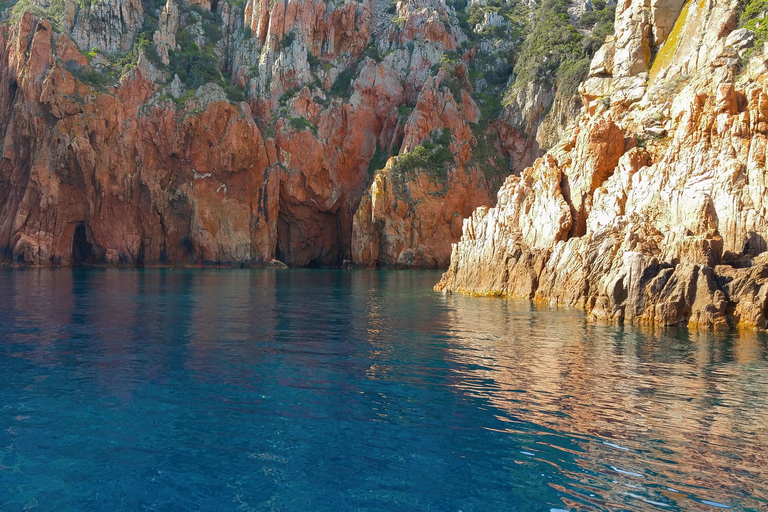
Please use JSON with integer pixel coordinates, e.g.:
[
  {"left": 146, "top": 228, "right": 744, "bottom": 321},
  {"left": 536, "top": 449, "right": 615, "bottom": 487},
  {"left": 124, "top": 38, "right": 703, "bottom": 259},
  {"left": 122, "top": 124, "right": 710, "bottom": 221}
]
[
  {"left": 391, "top": 129, "right": 455, "bottom": 182},
  {"left": 739, "top": 0, "right": 768, "bottom": 60},
  {"left": 511, "top": 0, "right": 613, "bottom": 96},
  {"left": 9, "top": 0, "right": 65, "bottom": 29}
]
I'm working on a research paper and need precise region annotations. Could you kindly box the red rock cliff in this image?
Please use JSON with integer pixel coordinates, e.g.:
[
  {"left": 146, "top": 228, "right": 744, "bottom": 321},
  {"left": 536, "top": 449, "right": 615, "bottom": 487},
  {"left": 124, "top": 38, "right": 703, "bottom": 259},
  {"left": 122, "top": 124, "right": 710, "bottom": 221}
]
[
  {"left": 0, "top": 0, "right": 611, "bottom": 267},
  {"left": 437, "top": 0, "right": 768, "bottom": 331}
]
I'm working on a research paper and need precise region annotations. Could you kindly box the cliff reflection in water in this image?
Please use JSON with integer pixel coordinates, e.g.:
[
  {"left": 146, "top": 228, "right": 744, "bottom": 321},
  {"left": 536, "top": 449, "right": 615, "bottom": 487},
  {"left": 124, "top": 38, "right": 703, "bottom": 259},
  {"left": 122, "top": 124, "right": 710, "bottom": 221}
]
[
  {"left": 440, "top": 296, "right": 768, "bottom": 510},
  {"left": 1, "top": 269, "right": 767, "bottom": 511}
]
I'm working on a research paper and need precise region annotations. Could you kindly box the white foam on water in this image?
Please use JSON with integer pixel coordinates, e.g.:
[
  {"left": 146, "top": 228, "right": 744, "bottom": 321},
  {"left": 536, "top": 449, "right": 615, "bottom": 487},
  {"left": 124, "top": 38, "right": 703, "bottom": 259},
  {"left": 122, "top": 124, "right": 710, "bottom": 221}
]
[
  {"left": 521, "top": 451, "right": 536, "bottom": 456},
  {"left": 643, "top": 498, "right": 670, "bottom": 507},
  {"left": 700, "top": 500, "right": 730, "bottom": 509},
  {"left": 603, "top": 441, "right": 629, "bottom": 451},
  {"left": 611, "top": 466, "right": 643, "bottom": 477},
  {"left": 624, "top": 492, "right": 670, "bottom": 507}
]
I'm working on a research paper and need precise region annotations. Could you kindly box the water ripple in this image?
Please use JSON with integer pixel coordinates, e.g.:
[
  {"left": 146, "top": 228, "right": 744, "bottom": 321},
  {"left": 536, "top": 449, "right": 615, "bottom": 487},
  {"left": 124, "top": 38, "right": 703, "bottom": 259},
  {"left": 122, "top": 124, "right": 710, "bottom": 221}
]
[{"left": 0, "top": 269, "right": 766, "bottom": 511}]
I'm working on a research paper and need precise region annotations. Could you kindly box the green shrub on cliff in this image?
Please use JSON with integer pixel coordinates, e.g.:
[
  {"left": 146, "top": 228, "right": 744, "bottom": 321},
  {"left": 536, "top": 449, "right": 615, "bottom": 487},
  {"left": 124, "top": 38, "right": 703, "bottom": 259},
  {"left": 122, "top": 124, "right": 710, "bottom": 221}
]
[
  {"left": 282, "top": 31, "right": 296, "bottom": 49},
  {"left": 739, "top": 0, "right": 768, "bottom": 61},
  {"left": 65, "top": 60, "right": 111, "bottom": 88},
  {"left": 289, "top": 116, "right": 318, "bottom": 135},
  {"left": 64, "top": 11, "right": 165, "bottom": 91},
  {"left": 391, "top": 128, "right": 454, "bottom": 181},
  {"left": 476, "top": 92, "right": 501, "bottom": 119},
  {"left": 169, "top": 28, "right": 222, "bottom": 89},
  {"left": 582, "top": 8, "right": 615, "bottom": 56},
  {"left": 556, "top": 57, "right": 590, "bottom": 96},
  {"left": 513, "top": 0, "right": 583, "bottom": 87},
  {"left": 363, "top": 42, "right": 383, "bottom": 62},
  {"left": 307, "top": 52, "right": 322, "bottom": 68},
  {"left": 578, "top": 4, "right": 615, "bottom": 29},
  {"left": 467, "top": 123, "right": 509, "bottom": 185},
  {"left": 10, "top": 0, "right": 65, "bottom": 30},
  {"left": 330, "top": 67, "right": 356, "bottom": 98},
  {"left": 368, "top": 143, "right": 389, "bottom": 175},
  {"left": 163, "top": 24, "right": 247, "bottom": 104},
  {"left": 455, "top": 0, "right": 528, "bottom": 43},
  {"left": 740, "top": 0, "right": 768, "bottom": 29},
  {"left": 512, "top": 0, "right": 613, "bottom": 96},
  {"left": 223, "top": 73, "right": 246, "bottom": 103}
]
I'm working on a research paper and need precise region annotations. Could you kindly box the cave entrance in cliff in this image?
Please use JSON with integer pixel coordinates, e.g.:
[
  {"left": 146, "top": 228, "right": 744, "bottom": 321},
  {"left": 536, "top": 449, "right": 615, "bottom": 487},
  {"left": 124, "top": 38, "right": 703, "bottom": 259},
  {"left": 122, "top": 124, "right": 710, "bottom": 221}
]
[
  {"left": 71, "top": 223, "right": 93, "bottom": 266},
  {"left": 210, "top": 0, "right": 219, "bottom": 11}
]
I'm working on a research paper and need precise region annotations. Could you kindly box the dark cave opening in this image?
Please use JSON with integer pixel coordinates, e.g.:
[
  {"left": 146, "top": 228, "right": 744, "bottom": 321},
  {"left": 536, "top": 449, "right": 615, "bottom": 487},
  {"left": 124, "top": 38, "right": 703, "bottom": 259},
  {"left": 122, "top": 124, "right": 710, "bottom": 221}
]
[
  {"left": 276, "top": 207, "right": 345, "bottom": 268},
  {"left": 210, "top": 0, "right": 219, "bottom": 12},
  {"left": 71, "top": 223, "right": 92, "bottom": 265}
]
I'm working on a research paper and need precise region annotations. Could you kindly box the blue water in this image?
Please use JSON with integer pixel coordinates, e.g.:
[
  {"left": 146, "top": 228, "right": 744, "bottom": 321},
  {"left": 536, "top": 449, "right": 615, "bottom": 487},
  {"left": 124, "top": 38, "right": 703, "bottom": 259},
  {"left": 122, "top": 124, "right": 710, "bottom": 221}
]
[{"left": 1, "top": 270, "right": 767, "bottom": 511}]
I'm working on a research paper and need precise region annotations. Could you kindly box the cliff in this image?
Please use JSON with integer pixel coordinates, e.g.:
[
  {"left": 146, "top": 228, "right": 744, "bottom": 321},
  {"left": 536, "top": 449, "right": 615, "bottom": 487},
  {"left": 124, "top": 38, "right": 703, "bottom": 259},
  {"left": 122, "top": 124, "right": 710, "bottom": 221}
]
[
  {"left": 0, "top": 0, "right": 603, "bottom": 267},
  {"left": 437, "top": 0, "right": 768, "bottom": 330}
]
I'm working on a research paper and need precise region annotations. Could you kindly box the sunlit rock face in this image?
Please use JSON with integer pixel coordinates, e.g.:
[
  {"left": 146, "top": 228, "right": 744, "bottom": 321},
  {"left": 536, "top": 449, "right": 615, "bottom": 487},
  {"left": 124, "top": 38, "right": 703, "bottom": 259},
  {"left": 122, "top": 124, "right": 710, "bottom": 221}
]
[
  {"left": 437, "top": 0, "right": 768, "bottom": 331},
  {"left": 1, "top": 0, "right": 619, "bottom": 268},
  {"left": 8, "top": 0, "right": 761, "bottom": 290},
  {"left": 4, "top": 0, "right": 554, "bottom": 268},
  {"left": 0, "top": 13, "right": 274, "bottom": 267},
  {"left": 70, "top": 0, "right": 145, "bottom": 54}
]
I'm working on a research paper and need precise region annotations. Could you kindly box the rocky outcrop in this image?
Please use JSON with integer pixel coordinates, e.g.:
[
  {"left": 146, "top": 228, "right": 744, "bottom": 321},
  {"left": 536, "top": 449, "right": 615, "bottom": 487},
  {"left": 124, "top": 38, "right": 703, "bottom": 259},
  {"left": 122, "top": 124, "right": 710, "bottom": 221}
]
[
  {"left": 153, "top": 0, "right": 180, "bottom": 65},
  {"left": 248, "top": 0, "right": 500, "bottom": 267},
  {"left": 351, "top": 155, "right": 493, "bottom": 268},
  {"left": 0, "top": 0, "right": 505, "bottom": 268},
  {"left": 70, "top": 0, "right": 145, "bottom": 54},
  {"left": 0, "top": 0, "right": 605, "bottom": 268},
  {"left": 496, "top": 82, "right": 555, "bottom": 172},
  {"left": 236, "top": 0, "right": 373, "bottom": 104},
  {"left": 437, "top": 0, "right": 768, "bottom": 331},
  {"left": 0, "top": 13, "right": 275, "bottom": 266},
  {"left": 349, "top": 66, "right": 500, "bottom": 268}
]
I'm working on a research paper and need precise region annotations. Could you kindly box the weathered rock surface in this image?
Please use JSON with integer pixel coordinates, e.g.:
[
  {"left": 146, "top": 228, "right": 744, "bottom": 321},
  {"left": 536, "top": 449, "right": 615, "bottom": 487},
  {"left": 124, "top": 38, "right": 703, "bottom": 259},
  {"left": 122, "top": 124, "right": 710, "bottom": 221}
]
[
  {"left": 351, "top": 156, "right": 493, "bottom": 268},
  {"left": 153, "top": 0, "right": 180, "bottom": 65},
  {"left": 351, "top": 70, "right": 496, "bottom": 267},
  {"left": 0, "top": 13, "right": 275, "bottom": 267},
  {"left": 0, "top": 0, "right": 639, "bottom": 270},
  {"left": 437, "top": 0, "right": 768, "bottom": 331},
  {"left": 70, "top": 0, "right": 145, "bottom": 54},
  {"left": 0, "top": 0, "right": 508, "bottom": 268}
]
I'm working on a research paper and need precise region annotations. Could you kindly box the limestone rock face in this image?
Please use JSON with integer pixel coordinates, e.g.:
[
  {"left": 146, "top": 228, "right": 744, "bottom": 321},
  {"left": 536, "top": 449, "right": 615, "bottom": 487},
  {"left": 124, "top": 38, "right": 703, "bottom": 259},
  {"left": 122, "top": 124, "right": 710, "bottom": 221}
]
[
  {"left": 437, "top": 0, "right": 768, "bottom": 331},
  {"left": 70, "top": 0, "right": 144, "bottom": 54},
  {"left": 153, "top": 0, "right": 179, "bottom": 65}
]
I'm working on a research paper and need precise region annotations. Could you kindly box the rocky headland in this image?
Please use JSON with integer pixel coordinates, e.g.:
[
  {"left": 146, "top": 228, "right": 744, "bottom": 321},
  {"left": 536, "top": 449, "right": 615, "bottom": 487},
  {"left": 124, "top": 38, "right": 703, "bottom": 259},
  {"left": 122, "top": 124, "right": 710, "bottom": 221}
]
[{"left": 436, "top": 0, "right": 768, "bottom": 330}]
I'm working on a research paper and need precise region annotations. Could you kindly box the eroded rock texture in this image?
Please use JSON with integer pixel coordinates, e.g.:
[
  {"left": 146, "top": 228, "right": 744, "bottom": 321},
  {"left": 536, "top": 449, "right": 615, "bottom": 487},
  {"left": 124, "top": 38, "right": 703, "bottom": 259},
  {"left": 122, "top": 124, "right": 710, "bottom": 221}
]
[
  {"left": 0, "top": 0, "right": 613, "bottom": 268},
  {"left": 0, "top": 0, "right": 518, "bottom": 267},
  {"left": 0, "top": 14, "right": 275, "bottom": 266},
  {"left": 437, "top": 0, "right": 768, "bottom": 331}
]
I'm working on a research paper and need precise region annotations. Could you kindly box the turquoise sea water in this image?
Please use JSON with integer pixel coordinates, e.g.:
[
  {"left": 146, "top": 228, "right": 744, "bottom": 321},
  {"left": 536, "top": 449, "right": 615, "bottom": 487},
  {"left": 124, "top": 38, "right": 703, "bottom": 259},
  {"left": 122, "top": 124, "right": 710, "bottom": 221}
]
[{"left": 1, "top": 269, "right": 767, "bottom": 511}]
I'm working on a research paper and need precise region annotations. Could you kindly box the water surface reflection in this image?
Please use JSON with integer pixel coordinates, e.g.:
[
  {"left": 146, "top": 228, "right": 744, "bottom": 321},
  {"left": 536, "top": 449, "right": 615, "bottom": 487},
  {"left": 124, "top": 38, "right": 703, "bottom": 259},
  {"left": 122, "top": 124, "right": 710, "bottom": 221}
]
[
  {"left": 0, "top": 269, "right": 766, "bottom": 511},
  {"left": 441, "top": 296, "right": 768, "bottom": 510}
]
